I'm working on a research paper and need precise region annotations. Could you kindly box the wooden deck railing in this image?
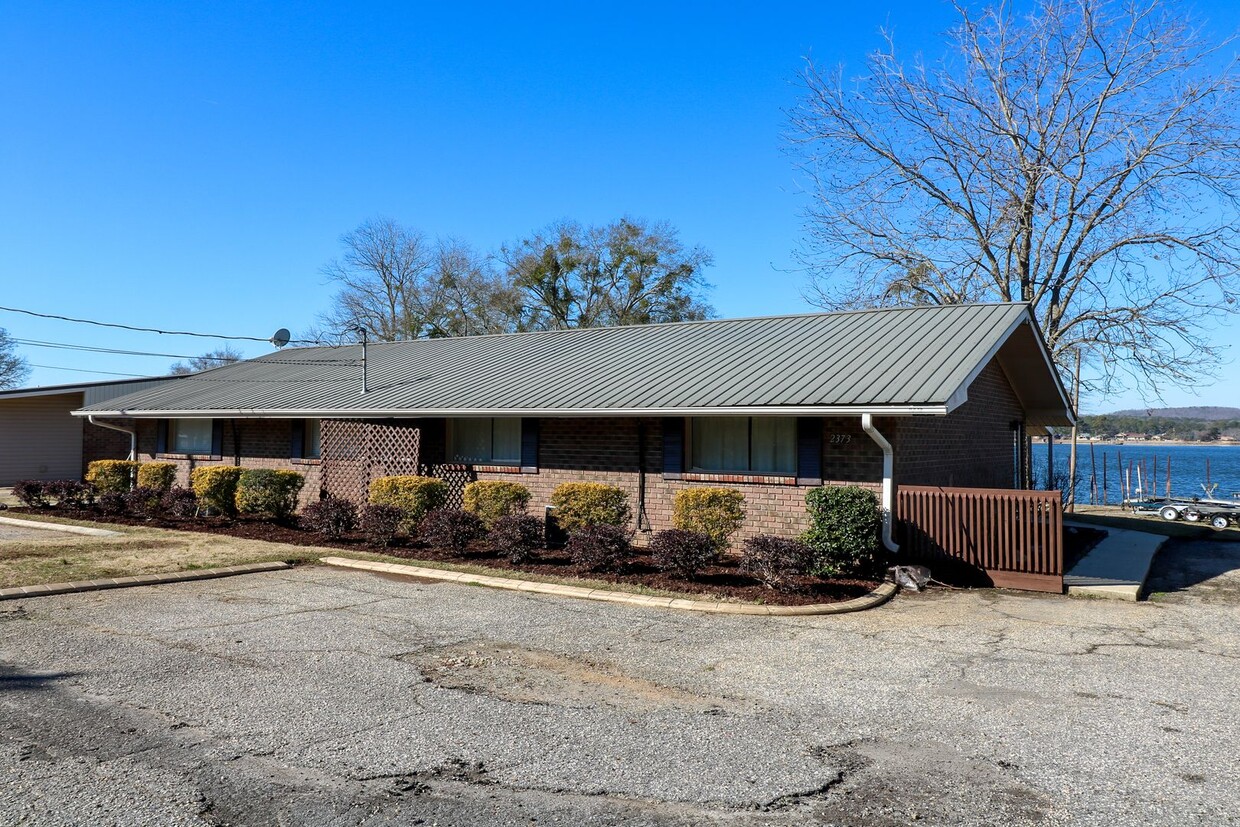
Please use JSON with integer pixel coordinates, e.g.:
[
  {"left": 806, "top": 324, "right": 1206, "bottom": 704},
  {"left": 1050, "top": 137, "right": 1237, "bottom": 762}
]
[{"left": 896, "top": 485, "right": 1064, "bottom": 593}]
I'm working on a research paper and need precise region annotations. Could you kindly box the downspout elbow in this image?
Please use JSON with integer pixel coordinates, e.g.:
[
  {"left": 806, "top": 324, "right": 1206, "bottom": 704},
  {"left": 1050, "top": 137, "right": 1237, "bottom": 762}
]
[
  {"left": 861, "top": 413, "right": 899, "bottom": 554},
  {"left": 87, "top": 415, "right": 137, "bottom": 462}
]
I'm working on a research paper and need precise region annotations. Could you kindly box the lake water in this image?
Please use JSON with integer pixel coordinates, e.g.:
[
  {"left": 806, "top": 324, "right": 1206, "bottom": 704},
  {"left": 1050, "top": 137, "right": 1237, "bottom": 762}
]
[{"left": 1035, "top": 442, "right": 1240, "bottom": 502}]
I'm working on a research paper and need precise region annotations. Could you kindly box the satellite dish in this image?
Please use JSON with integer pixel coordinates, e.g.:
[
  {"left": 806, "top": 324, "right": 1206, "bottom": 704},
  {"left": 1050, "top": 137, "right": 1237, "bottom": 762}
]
[{"left": 270, "top": 328, "right": 291, "bottom": 349}]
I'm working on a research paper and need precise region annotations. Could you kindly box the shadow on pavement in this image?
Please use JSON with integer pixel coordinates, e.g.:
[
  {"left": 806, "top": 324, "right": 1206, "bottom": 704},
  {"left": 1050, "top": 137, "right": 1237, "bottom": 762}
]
[
  {"left": 1144, "top": 537, "right": 1240, "bottom": 599},
  {"left": 0, "top": 664, "right": 78, "bottom": 692}
]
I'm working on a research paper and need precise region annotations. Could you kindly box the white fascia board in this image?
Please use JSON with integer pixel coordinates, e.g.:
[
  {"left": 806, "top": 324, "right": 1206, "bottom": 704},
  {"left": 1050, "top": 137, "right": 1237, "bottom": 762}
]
[{"left": 74, "top": 404, "right": 950, "bottom": 419}]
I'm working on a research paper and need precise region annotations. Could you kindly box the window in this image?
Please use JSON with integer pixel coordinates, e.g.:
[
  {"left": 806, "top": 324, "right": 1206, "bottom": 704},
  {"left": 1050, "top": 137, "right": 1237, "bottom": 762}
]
[
  {"left": 449, "top": 418, "right": 521, "bottom": 465},
  {"left": 690, "top": 417, "right": 796, "bottom": 475},
  {"left": 170, "top": 419, "right": 213, "bottom": 455},
  {"left": 306, "top": 419, "right": 321, "bottom": 459}
]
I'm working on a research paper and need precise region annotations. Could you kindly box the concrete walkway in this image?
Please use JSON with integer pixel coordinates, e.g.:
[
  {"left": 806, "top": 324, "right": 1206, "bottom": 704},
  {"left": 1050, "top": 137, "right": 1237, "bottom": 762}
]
[{"left": 1063, "top": 520, "right": 1167, "bottom": 601}]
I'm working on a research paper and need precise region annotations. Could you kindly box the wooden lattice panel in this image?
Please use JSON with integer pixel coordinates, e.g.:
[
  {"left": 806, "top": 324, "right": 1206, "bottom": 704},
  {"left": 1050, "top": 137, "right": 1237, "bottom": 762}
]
[
  {"left": 321, "top": 420, "right": 422, "bottom": 504},
  {"left": 428, "top": 464, "right": 477, "bottom": 510}
]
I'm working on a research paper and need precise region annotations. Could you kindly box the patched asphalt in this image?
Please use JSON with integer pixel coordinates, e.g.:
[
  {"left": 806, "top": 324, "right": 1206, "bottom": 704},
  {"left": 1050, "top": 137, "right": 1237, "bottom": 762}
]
[{"left": 1, "top": 537, "right": 1237, "bottom": 826}]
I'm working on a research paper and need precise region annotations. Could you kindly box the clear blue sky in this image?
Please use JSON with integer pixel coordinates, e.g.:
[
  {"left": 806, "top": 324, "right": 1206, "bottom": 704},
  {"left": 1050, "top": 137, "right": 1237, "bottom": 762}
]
[{"left": 1, "top": 1, "right": 1236, "bottom": 414}]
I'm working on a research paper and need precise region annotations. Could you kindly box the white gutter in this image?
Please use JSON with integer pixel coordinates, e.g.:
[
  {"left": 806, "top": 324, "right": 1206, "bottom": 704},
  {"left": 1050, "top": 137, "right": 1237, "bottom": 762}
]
[
  {"left": 861, "top": 413, "right": 899, "bottom": 554},
  {"left": 73, "top": 404, "right": 951, "bottom": 419},
  {"left": 87, "top": 415, "right": 137, "bottom": 461}
]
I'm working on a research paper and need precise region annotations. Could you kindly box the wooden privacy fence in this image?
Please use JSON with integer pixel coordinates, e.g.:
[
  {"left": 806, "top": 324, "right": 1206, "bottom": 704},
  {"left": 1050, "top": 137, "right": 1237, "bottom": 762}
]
[{"left": 897, "top": 486, "right": 1064, "bottom": 593}]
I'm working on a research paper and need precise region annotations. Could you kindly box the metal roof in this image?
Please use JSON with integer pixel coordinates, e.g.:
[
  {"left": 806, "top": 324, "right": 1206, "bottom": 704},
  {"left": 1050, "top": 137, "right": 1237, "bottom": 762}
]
[
  {"left": 0, "top": 375, "right": 173, "bottom": 402},
  {"left": 74, "top": 303, "right": 1073, "bottom": 424}
]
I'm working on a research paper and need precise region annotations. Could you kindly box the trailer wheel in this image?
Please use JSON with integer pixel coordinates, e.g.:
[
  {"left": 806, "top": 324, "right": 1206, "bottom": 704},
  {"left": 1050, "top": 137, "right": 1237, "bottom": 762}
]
[
  {"left": 1159, "top": 506, "right": 1180, "bottom": 521},
  {"left": 1211, "top": 515, "right": 1231, "bottom": 530},
  {"left": 1185, "top": 510, "right": 1203, "bottom": 523}
]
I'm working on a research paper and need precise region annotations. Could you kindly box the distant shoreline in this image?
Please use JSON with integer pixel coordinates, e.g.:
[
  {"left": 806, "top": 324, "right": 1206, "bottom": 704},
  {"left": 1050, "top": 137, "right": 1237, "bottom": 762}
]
[{"left": 1033, "top": 438, "right": 1239, "bottom": 448}]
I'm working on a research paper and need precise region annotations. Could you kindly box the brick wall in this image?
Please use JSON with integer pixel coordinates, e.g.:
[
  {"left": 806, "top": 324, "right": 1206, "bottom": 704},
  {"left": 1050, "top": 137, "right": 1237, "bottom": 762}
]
[
  {"left": 82, "top": 417, "right": 135, "bottom": 474},
  {"left": 463, "top": 417, "right": 883, "bottom": 548},
  {"left": 892, "top": 360, "right": 1023, "bottom": 489},
  {"left": 133, "top": 419, "right": 321, "bottom": 507}
]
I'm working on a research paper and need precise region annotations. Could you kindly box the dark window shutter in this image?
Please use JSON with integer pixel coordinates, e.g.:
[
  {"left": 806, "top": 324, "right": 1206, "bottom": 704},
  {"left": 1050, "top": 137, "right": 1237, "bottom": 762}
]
[
  {"left": 520, "top": 418, "right": 539, "bottom": 472},
  {"left": 662, "top": 417, "right": 684, "bottom": 479},
  {"left": 290, "top": 419, "right": 305, "bottom": 459},
  {"left": 156, "top": 420, "right": 168, "bottom": 454},
  {"left": 211, "top": 420, "right": 224, "bottom": 456},
  {"left": 796, "top": 417, "right": 823, "bottom": 486}
]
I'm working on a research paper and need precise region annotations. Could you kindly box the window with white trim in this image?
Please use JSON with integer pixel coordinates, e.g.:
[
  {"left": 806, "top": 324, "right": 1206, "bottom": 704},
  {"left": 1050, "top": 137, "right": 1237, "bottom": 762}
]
[
  {"left": 449, "top": 418, "right": 521, "bottom": 465},
  {"left": 689, "top": 417, "right": 796, "bottom": 475},
  {"left": 170, "top": 419, "right": 213, "bottom": 455}
]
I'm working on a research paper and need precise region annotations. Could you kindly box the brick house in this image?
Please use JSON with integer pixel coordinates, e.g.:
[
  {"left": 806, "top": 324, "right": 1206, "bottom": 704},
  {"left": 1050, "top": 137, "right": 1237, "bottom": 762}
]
[{"left": 74, "top": 303, "right": 1073, "bottom": 548}]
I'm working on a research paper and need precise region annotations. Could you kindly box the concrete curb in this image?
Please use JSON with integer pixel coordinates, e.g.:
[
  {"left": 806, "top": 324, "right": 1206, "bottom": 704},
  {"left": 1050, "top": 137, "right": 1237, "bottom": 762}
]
[
  {"left": 0, "top": 561, "right": 293, "bottom": 601},
  {"left": 0, "top": 515, "right": 121, "bottom": 537},
  {"left": 319, "top": 556, "right": 897, "bottom": 615}
]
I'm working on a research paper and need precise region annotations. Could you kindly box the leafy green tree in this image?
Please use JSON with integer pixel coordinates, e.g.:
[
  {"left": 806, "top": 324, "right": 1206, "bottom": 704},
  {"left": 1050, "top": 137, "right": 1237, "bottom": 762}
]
[{"left": 501, "top": 217, "right": 714, "bottom": 330}]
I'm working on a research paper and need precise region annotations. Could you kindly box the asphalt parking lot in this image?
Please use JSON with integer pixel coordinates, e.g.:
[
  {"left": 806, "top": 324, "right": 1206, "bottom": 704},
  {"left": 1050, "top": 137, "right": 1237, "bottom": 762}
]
[{"left": 2, "top": 538, "right": 1238, "bottom": 827}]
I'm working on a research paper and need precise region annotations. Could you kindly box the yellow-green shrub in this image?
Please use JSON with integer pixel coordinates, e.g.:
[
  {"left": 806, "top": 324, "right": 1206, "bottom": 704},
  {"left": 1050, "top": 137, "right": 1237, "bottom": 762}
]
[
  {"left": 137, "top": 462, "right": 177, "bottom": 492},
  {"left": 549, "top": 482, "right": 631, "bottom": 532},
  {"left": 236, "top": 469, "right": 305, "bottom": 520},
  {"left": 673, "top": 487, "right": 746, "bottom": 550},
  {"left": 463, "top": 480, "right": 531, "bottom": 527},
  {"left": 368, "top": 475, "right": 447, "bottom": 529},
  {"left": 190, "top": 466, "right": 243, "bottom": 515},
  {"left": 86, "top": 460, "right": 138, "bottom": 494}
]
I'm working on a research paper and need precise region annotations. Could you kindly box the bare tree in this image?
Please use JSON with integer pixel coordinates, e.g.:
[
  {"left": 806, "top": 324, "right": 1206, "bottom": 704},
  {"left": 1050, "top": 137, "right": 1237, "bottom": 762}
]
[
  {"left": 169, "top": 346, "right": 244, "bottom": 375},
  {"left": 788, "top": 0, "right": 1240, "bottom": 395},
  {"left": 502, "top": 217, "right": 715, "bottom": 330},
  {"left": 319, "top": 218, "right": 520, "bottom": 341},
  {"left": 0, "top": 328, "right": 30, "bottom": 389}
]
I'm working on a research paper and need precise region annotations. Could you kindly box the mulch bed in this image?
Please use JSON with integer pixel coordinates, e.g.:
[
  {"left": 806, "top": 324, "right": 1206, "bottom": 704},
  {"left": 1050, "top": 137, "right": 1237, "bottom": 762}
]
[{"left": 7, "top": 506, "right": 882, "bottom": 606}]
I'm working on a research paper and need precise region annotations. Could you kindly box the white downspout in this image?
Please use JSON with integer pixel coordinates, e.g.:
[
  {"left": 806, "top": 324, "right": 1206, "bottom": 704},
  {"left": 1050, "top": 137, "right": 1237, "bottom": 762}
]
[
  {"left": 88, "top": 415, "right": 137, "bottom": 462},
  {"left": 861, "top": 413, "right": 899, "bottom": 553}
]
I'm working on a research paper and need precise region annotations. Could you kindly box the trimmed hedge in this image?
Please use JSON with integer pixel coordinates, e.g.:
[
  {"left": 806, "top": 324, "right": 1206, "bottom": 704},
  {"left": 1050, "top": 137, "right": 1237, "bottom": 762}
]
[
  {"left": 566, "top": 524, "right": 633, "bottom": 572},
  {"left": 550, "top": 482, "right": 631, "bottom": 532},
  {"left": 462, "top": 480, "right": 531, "bottom": 527},
  {"left": 802, "top": 485, "right": 881, "bottom": 576},
  {"left": 369, "top": 476, "right": 447, "bottom": 529},
  {"left": 235, "top": 469, "right": 305, "bottom": 520},
  {"left": 489, "top": 514, "right": 544, "bottom": 564},
  {"left": 190, "top": 466, "right": 243, "bottom": 515},
  {"left": 672, "top": 487, "right": 745, "bottom": 550},
  {"left": 301, "top": 497, "right": 358, "bottom": 539},
  {"left": 86, "top": 460, "right": 138, "bottom": 494},
  {"left": 650, "top": 529, "right": 716, "bottom": 579},
  {"left": 740, "top": 535, "right": 814, "bottom": 591},
  {"left": 137, "top": 462, "right": 177, "bottom": 492}
]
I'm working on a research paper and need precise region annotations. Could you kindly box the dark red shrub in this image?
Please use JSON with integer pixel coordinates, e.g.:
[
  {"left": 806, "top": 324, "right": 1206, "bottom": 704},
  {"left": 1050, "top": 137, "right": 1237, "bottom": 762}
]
[
  {"left": 124, "top": 486, "right": 165, "bottom": 519},
  {"left": 419, "top": 509, "right": 485, "bottom": 554},
  {"left": 161, "top": 487, "right": 199, "bottom": 519},
  {"left": 97, "top": 492, "right": 126, "bottom": 516},
  {"left": 489, "top": 514, "right": 544, "bottom": 564},
  {"left": 47, "top": 480, "right": 93, "bottom": 508},
  {"left": 740, "top": 535, "right": 814, "bottom": 591},
  {"left": 649, "top": 529, "right": 716, "bottom": 579},
  {"left": 567, "top": 524, "right": 633, "bottom": 572},
  {"left": 360, "top": 504, "right": 402, "bottom": 547},
  {"left": 301, "top": 497, "right": 359, "bottom": 539},
  {"left": 12, "top": 480, "right": 50, "bottom": 508}
]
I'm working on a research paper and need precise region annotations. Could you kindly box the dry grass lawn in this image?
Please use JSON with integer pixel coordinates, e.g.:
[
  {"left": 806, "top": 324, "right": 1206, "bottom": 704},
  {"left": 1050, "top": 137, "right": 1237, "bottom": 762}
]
[{"left": 0, "top": 512, "right": 321, "bottom": 589}]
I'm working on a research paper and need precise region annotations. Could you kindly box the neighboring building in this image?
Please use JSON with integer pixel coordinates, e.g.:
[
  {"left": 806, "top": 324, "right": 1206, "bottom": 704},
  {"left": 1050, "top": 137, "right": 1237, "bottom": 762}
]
[
  {"left": 74, "top": 304, "right": 1074, "bottom": 546},
  {"left": 0, "top": 377, "right": 174, "bottom": 485}
]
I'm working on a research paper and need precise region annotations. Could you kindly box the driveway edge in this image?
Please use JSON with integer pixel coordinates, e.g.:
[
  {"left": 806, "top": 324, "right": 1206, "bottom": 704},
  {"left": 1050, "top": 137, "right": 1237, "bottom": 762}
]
[
  {"left": 319, "top": 555, "right": 897, "bottom": 615},
  {"left": 0, "top": 561, "right": 293, "bottom": 601},
  {"left": 0, "top": 514, "right": 121, "bottom": 537}
]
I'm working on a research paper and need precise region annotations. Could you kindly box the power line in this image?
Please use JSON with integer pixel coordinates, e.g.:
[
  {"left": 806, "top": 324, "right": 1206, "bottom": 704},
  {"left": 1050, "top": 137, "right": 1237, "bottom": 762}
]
[
  {"left": 0, "top": 304, "right": 297, "bottom": 343},
  {"left": 14, "top": 338, "right": 231, "bottom": 361},
  {"left": 28, "top": 363, "right": 149, "bottom": 378}
]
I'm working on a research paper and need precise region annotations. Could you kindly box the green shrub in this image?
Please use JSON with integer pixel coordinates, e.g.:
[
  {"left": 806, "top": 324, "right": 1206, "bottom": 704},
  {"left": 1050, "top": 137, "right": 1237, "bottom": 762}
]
[
  {"left": 462, "top": 480, "right": 531, "bottom": 527},
  {"left": 86, "top": 460, "right": 138, "bottom": 494},
  {"left": 802, "top": 485, "right": 882, "bottom": 576},
  {"left": 549, "top": 482, "right": 631, "bottom": 532},
  {"left": 137, "top": 462, "right": 177, "bottom": 492},
  {"left": 236, "top": 469, "right": 305, "bottom": 520},
  {"left": 672, "top": 487, "right": 745, "bottom": 550},
  {"left": 369, "top": 475, "right": 447, "bottom": 529},
  {"left": 190, "top": 466, "right": 243, "bottom": 515}
]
